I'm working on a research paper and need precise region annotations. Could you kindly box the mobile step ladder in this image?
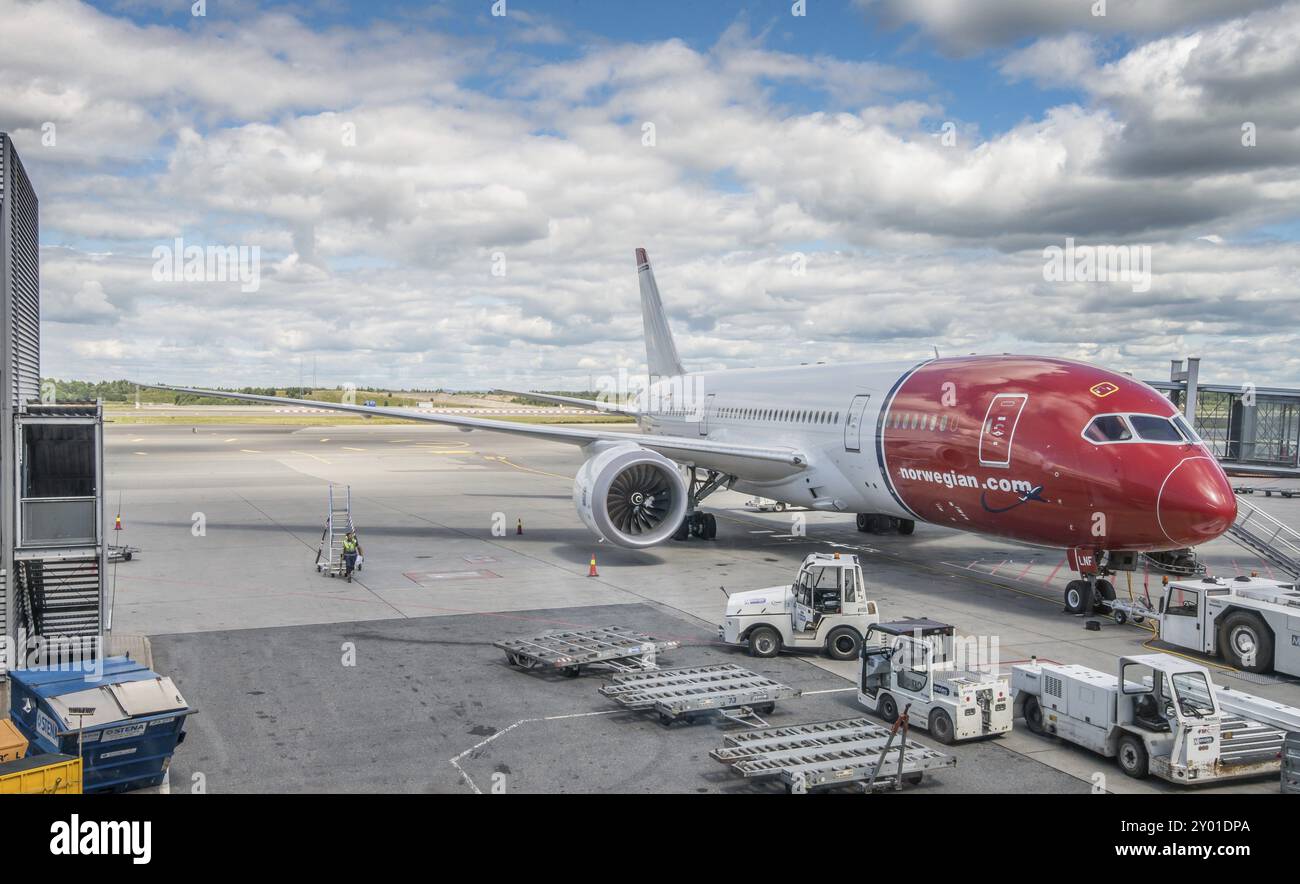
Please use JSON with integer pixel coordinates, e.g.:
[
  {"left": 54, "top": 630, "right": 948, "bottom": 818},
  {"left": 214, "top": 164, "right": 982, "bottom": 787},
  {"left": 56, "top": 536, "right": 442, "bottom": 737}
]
[
  {"left": 494, "top": 626, "right": 680, "bottom": 677},
  {"left": 1225, "top": 497, "right": 1300, "bottom": 580},
  {"left": 710, "top": 717, "right": 955, "bottom": 794},
  {"left": 316, "top": 484, "right": 355, "bottom": 578},
  {"left": 600, "top": 663, "right": 800, "bottom": 727}
]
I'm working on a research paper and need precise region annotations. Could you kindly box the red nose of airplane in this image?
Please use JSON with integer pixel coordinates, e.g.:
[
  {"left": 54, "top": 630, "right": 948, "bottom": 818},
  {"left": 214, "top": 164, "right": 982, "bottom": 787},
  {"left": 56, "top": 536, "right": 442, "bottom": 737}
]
[{"left": 1157, "top": 457, "right": 1237, "bottom": 547}]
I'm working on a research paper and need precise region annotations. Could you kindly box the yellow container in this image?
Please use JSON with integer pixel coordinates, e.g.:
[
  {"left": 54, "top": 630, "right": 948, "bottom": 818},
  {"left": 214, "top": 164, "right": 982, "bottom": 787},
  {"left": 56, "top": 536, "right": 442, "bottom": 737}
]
[
  {"left": 0, "top": 754, "right": 83, "bottom": 794},
  {"left": 0, "top": 718, "right": 28, "bottom": 764}
]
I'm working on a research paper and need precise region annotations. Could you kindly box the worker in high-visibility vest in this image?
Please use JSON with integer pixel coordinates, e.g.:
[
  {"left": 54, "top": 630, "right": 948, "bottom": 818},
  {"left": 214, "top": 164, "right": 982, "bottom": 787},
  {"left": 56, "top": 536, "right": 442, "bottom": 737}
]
[{"left": 341, "top": 531, "right": 363, "bottom": 581}]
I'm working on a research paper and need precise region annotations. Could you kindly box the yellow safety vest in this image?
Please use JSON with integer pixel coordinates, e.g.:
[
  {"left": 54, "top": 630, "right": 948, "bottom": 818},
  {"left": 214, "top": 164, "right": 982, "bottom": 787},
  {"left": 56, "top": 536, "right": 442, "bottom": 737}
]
[{"left": 343, "top": 537, "right": 358, "bottom": 553}]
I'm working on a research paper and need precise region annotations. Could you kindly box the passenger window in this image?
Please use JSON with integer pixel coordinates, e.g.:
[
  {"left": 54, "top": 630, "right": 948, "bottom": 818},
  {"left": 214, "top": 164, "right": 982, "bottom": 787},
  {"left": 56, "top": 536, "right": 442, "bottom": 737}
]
[
  {"left": 1130, "top": 415, "right": 1183, "bottom": 442},
  {"left": 1083, "top": 415, "right": 1132, "bottom": 443}
]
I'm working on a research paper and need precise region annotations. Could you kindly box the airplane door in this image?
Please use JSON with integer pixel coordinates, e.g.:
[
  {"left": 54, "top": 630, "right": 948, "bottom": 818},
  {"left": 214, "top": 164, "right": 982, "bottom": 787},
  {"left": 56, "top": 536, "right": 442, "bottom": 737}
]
[
  {"left": 698, "top": 393, "right": 715, "bottom": 436},
  {"left": 979, "top": 393, "right": 1028, "bottom": 467},
  {"left": 843, "top": 394, "right": 872, "bottom": 452}
]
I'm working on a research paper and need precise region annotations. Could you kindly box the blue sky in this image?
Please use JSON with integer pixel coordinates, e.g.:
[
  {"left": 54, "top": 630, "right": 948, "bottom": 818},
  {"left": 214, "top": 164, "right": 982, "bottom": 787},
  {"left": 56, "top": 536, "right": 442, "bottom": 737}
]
[{"left": 7, "top": 0, "right": 1300, "bottom": 387}]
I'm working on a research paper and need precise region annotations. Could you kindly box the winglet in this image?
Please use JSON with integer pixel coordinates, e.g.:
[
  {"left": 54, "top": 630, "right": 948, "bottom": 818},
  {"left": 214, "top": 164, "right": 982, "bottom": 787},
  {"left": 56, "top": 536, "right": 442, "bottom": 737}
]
[{"left": 635, "top": 247, "right": 685, "bottom": 378}]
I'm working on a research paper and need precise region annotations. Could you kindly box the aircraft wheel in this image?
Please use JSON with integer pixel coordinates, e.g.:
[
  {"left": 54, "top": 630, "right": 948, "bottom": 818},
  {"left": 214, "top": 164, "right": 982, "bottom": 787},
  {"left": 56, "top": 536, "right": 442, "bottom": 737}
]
[
  {"left": 1093, "top": 579, "right": 1116, "bottom": 613},
  {"left": 856, "top": 513, "right": 870, "bottom": 532},
  {"left": 898, "top": 519, "right": 915, "bottom": 535},
  {"left": 1063, "top": 581, "right": 1088, "bottom": 614},
  {"left": 673, "top": 517, "right": 690, "bottom": 541},
  {"left": 703, "top": 513, "right": 717, "bottom": 540}
]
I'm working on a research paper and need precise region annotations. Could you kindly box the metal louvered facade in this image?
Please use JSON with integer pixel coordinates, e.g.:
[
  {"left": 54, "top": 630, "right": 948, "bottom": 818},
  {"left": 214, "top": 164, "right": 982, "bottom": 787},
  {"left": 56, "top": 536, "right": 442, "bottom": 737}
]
[
  {"left": 0, "top": 132, "right": 41, "bottom": 407},
  {"left": 0, "top": 134, "right": 104, "bottom": 674}
]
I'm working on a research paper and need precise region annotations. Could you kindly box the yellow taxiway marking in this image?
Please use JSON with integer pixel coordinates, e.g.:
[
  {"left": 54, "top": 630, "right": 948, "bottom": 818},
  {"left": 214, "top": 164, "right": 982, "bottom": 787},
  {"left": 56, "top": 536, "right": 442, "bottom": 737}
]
[
  {"left": 319, "top": 438, "right": 330, "bottom": 442},
  {"left": 225, "top": 437, "right": 238, "bottom": 442},
  {"left": 240, "top": 449, "right": 261, "bottom": 453},
  {"left": 388, "top": 439, "right": 412, "bottom": 443},
  {"left": 130, "top": 437, "right": 145, "bottom": 443},
  {"left": 290, "top": 450, "right": 333, "bottom": 464},
  {"left": 134, "top": 451, "right": 148, "bottom": 456},
  {"left": 341, "top": 446, "right": 367, "bottom": 452},
  {"left": 424, "top": 450, "right": 472, "bottom": 455},
  {"left": 489, "top": 456, "right": 571, "bottom": 480}
]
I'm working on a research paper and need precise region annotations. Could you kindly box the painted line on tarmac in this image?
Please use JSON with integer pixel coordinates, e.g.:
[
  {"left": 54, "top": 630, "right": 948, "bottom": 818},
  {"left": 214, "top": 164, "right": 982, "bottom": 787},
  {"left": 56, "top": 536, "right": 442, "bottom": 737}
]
[{"left": 450, "top": 709, "right": 622, "bottom": 794}]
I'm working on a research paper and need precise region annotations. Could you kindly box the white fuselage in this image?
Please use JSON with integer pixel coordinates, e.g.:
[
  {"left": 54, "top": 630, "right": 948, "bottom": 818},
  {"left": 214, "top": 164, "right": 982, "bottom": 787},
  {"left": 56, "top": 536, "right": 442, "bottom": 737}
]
[{"left": 635, "top": 360, "right": 916, "bottom": 516}]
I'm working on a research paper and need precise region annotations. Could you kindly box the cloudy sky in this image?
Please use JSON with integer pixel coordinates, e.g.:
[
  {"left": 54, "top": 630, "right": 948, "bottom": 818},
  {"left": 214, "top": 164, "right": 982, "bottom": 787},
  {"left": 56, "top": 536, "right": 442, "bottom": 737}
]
[{"left": 5, "top": 0, "right": 1299, "bottom": 390}]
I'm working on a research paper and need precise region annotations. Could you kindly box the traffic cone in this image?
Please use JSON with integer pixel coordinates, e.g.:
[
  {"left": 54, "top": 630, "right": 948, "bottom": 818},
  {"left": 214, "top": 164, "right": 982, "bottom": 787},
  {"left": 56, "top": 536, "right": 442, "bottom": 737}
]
[
  {"left": 114, "top": 515, "right": 122, "bottom": 531},
  {"left": 588, "top": 554, "right": 599, "bottom": 577},
  {"left": 516, "top": 518, "right": 523, "bottom": 535}
]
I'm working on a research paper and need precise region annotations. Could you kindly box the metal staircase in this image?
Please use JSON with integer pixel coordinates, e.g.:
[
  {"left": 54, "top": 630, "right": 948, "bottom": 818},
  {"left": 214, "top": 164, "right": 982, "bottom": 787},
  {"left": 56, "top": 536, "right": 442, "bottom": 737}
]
[
  {"left": 315, "top": 485, "right": 354, "bottom": 578},
  {"left": 1225, "top": 496, "right": 1300, "bottom": 579}
]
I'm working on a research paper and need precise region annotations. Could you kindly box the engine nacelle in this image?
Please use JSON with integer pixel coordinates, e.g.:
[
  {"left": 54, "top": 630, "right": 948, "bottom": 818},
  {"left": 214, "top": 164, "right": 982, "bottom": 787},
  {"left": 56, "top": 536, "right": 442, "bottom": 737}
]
[{"left": 573, "top": 443, "right": 688, "bottom": 549}]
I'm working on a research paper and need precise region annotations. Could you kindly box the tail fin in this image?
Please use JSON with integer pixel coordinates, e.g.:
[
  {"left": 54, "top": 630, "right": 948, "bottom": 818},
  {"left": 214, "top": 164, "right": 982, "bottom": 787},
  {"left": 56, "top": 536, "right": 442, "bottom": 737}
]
[{"left": 635, "top": 247, "right": 686, "bottom": 377}]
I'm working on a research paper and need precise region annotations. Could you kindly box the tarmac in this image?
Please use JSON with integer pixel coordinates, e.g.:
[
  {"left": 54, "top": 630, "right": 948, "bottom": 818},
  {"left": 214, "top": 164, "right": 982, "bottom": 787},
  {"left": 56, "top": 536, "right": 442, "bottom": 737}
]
[{"left": 103, "top": 420, "right": 1300, "bottom": 794}]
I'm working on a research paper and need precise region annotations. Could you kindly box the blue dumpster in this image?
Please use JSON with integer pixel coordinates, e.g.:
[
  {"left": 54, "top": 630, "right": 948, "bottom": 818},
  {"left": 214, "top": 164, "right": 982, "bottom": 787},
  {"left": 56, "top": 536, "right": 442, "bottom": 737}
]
[{"left": 7, "top": 656, "right": 194, "bottom": 793}]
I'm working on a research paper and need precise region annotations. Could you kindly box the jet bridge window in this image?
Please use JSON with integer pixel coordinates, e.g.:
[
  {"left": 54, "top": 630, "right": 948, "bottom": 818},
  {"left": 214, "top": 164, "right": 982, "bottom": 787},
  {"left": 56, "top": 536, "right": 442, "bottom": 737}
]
[{"left": 1083, "top": 414, "right": 1132, "bottom": 443}]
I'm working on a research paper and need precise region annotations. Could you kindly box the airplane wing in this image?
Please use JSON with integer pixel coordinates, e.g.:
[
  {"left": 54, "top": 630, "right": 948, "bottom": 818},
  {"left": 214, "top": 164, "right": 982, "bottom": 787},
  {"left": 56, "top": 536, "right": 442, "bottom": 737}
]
[
  {"left": 147, "top": 385, "right": 807, "bottom": 480},
  {"left": 494, "top": 389, "right": 637, "bottom": 414}
]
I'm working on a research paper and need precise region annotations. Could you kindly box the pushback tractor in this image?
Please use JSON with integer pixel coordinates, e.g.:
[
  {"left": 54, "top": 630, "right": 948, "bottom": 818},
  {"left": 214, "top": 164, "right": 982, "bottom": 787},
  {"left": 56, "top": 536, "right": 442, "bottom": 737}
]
[
  {"left": 718, "top": 553, "right": 880, "bottom": 660},
  {"left": 857, "top": 618, "right": 1012, "bottom": 744},
  {"left": 1012, "top": 653, "right": 1291, "bottom": 784}
]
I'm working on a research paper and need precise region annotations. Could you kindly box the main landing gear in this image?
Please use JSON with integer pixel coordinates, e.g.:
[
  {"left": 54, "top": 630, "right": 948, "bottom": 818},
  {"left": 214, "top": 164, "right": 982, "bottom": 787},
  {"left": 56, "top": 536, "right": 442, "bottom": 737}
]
[
  {"left": 856, "top": 513, "right": 915, "bottom": 535},
  {"left": 672, "top": 466, "right": 731, "bottom": 542}
]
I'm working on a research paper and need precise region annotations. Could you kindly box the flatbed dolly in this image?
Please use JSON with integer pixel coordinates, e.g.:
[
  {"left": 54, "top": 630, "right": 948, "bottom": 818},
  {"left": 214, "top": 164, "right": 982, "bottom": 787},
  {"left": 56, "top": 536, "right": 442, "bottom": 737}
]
[
  {"left": 600, "top": 663, "right": 800, "bottom": 726},
  {"left": 711, "top": 717, "right": 955, "bottom": 793},
  {"left": 108, "top": 544, "right": 141, "bottom": 563},
  {"left": 494, "top": 625, "right": 680, "bottom": 677}
]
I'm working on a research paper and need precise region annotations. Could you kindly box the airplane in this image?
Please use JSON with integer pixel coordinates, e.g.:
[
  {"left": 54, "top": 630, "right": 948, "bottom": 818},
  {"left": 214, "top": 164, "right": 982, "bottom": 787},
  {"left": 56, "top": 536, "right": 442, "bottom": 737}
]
[{"left": 152, "top": 248, "right": 1239, "bottom": 612}]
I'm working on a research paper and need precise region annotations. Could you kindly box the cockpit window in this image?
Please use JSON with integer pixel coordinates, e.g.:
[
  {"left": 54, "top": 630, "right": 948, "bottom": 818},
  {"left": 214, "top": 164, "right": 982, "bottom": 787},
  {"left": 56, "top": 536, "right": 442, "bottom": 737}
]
[
  {"left": 1172, "top": 415, "right": 1200, "bottom": 442},
  {"left": 1129, "top": 415, "right": 1183, "bottom": 442},
  {"left": 1084, "top": 415, "right": 1132, "bottom": 443}
]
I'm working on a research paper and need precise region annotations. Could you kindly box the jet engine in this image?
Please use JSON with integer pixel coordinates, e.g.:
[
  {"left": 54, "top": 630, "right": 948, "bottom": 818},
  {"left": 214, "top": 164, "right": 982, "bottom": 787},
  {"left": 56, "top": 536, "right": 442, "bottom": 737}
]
[{"left": 573, "top": 443, "right": 688, "bottom": 548}]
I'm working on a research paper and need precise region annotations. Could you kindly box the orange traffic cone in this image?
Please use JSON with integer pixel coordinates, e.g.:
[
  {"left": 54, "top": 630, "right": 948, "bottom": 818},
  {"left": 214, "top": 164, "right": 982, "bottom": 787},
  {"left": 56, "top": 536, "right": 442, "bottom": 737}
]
[
  {"left": 517, "top": 518, "right": 523, "bottom": 535},
  {"left": 114, "top": 515, "right": 122, "bottom": 531},
  {"left": 588, "top": 554, "right": 599, "bottom": 577}
]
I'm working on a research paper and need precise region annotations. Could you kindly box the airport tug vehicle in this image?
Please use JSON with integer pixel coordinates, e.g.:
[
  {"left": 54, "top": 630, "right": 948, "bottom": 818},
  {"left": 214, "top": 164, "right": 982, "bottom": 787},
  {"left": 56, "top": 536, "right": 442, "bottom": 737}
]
[
  {"left": 1012, "top": 653, "right": 1292, "bottom": 784},
  {"left": 857, "top": 619, "right": 1012, "bottom": 745},
  {"left": 1147, "top": 575, "right": 1300, "bottom": 677},
  {"left": 718, "top": 553, "right": 880, "bottom": 661}
]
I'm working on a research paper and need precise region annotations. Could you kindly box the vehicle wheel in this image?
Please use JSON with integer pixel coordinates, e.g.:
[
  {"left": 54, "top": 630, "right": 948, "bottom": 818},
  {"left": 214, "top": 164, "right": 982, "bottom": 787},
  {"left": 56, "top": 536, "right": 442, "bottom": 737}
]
[
  {"left": 1117, "top": 734, "right": 1150, "bottom": 779},
  {"left": 878, "top": 693, "right": 899, "bottom": 724},
  {"left": 1063, "top": 580, "right": 1088, "bottom": 614},
  {"left": 123, "top": 551, "right": 133, "bottom": 561},
  {"left": 903, "top": 772, "right": 924, "bottom": 786},
  {"left": 757, "top": 703, "right": 776, "bottom": 715},
  {"left": 898, "top": 519, "right": 915, "bottom": 536},
  {"left": 1219, "top": 612, "right": 1273, "bottom": 673},
  {"left": 1113, "top": 609, "right": 1128, "bottom": 625},
  {"left": 659, "top": 711, "right": 675, "bottom": 726},
  {"left": 929, "top": 709, "right": 956, "bottom": 745},
  {"left": 774, "top": 502, "right": 786, "bottom": 512},
  {"left": 856, "top": 513, "right": 869, "bottom": 532},
  {"left": 825, "top": 627, "right": 862, "bottom": 661},
  {"left": 561, "top": 666, "right": 582, "bottom": 678},
  {"left": 1022, "top": 696, "right": 1045, "bottom": 735},
  {"left": 747, "top": 626, "right": 781, "bottom": 658},
  {"left": 704, "top": 513, "right": 717, "bottom": 540}
]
